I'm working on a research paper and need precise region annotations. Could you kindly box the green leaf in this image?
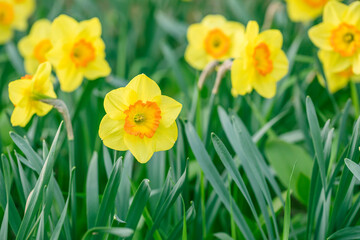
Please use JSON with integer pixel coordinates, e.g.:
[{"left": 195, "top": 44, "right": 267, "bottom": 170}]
[
  {"left": 0, "top": 203, "right": 9, "bottom": 240},
  {"left": 15, "top": 122, "right": 63, "bottom": 240},
  {"left": 81, "top": 227, "right": 134, "bottom": 240},
  {"left": 213, "top": 232, "right": 234, "bottom": 240},
  {"left": 125, "top": 179, "right": 151, "bottom": 231},
  {"left": 265, "top": 139, "right": 312, "bottom": 204},
  {"left": 283, "top": 164, "right": 296, "bottom": 240},
  {"left": 345, "top": 158, "right": 360, "bottom": 182},
  {"left": 95, "top": 157, "right": 122, "bottom": 227},
  {"left": 328, "top": 226, "right": 360, "bottom": 240},
  {"left": 185, "top": 122, "right": 255, "bottom": 240},
  {"left": 86, "top": 152, "right": 99, "bottom": 229},
  {"left": 167, "top": 201, "right": 195, "bottom": 240}
]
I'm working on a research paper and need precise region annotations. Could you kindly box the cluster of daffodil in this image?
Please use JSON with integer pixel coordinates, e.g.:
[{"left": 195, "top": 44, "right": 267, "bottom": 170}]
[
  {"left": 0, "top": 0, "right": 34, "bottom": 44},
  {"left": 185, "top": 15, "right": 289, "bottom": 98},
  {"left": 309, "top": 1, "right": 360, "bottom": 93},
  {"left": 8, "top": 14, "right": 182, "bottom": 163}
]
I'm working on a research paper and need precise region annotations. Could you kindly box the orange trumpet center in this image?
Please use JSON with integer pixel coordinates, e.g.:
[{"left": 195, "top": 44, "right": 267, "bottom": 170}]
[
  {"left": 0, "top": 2, "right": 14, "bottom": 25},
  {"left": 70, "top": 39, "right": 96, "bottom": 68},
  {"left": 33, "top": 39, "right": 52, "bottom": 63},
  {"left": 253, "top": 42, "right": 273, "bottom": 76},
  {"left": 303, "top": 0, "right": 328, "bottom": 8},
  {"left": 204, "top": 28, "right": 231, "bottom": 59},
  {"left": 124, "top": 100, "right": 162, "bottom": 139},
  {"left": 331, "top": 23, "right": 360, "bottom": 57}
]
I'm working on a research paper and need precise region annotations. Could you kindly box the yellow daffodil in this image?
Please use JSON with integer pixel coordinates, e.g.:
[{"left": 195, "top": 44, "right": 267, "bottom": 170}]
[
  {"left": 47, "top": 14, "right": 111, "bottom": 92},
  {"left": 185, "top": 15, "right": 244, "bottom": 70},
  {"left": 231, "top": 21, "right": 289, "bottom": 98},
  {"left": 285, "top": 0, "right": 338, "bottom": 22},
  {"left": 0, "top": 0, "right": 34, "bottom": 44},
  {"left": 308, "top": 1, "right": 360, "bottom": 77},
  {"left": 18, "top": 19, "right": 52, "bottom": 74},
  {"left": 99, "top": 74, "right": 182, "bottom": 163},
  {"left": 8, "top": 62, "right": 56, "bottom": 127},
  {"left": 318, "top": 50, "right": 360, "bottom": 92}
]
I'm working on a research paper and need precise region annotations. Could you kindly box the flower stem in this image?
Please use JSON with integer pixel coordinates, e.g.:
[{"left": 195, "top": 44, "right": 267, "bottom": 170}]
[{"left": 350, "top": 81, "right": 360, "bottom": 116}]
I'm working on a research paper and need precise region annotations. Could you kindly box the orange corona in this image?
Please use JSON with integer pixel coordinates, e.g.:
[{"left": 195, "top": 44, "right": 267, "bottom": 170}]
[
  {"left": 204, "top": 28, "right": 231, "bottom": 59},
  {"left": 70, "top": 39, "right": 96, "bottom": 67},
  {"left": 303, "top": 0, "right": 328, "bottom": 8},
  {"left": 0, "top": 2, "right": 14, "bottom": 25},
  {"left": 124, "top": 100, "right": 162, "bottom": 139},
  {"left": 253, "top": 43, "right": 273, "bottom": 76},
  {"left": 33, "top": 39, "right": 52, "bottom": 63},
  {"left": 330, "top": 23, "right": 360, "bottom": 57}
]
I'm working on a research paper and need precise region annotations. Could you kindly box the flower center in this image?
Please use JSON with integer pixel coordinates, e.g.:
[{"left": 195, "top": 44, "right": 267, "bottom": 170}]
[
  {"left": 0, "top": 2, "right": 14, "bottom": 25},
  {"left": 253, "top": 42, "right": 273, "bottom": 76},
  {"left": 124, "top": 100, "right": 162, "bottom": 139},
  {"left": 70, "top": 39, "right": 96, "bottom": 68},
  {"left": 303, "top": 0, "right": 328, "bottom": 8},
  {"left": 21, "top": 75, "right": 33, "bottom": 80},
  {"left": 33, "top": 39, "right": 52, "bottom": 63},
  {"left": 330, "top": 23, "right": 360, "bottom": 57},
  {"left": 204, "top": 28, "right": 231, "bottom": 59}
]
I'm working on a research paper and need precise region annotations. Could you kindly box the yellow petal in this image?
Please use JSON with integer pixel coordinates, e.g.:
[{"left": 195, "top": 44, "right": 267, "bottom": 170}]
[
  {"left": 308, "top": 23, "right": 333, "bottom": 51},
  {"left": 0, "top": 26, "right": 13, "bottom": 44},
  {"left": 99, "top": 115, "right": 127, "bottom": 151},
  {"left": 184, "top": 44, "right": 210, "bottom": 70},
  {"left": 51, "top": 15, "right": 78, "bottom": 43},
  {"left": 24, "top": 58, "right": 40, "bottom": 75},
  {"left": 245, "top": 21, "right": 259, "bottom": 43},
  {"left": 79, "top": 17, "right": 102, "bottom": 39},
  {"left": 33, "top": 62, "right": 52, "bottom": 88},
  {"left": 56, "top": 64, "right": 84, "bottom": 92},
  {"left": 83, "top": 57, "right": 111, "bottom": 80},
  {"left": 8, "top": 80, "right": 32, "bottom": 106},
  {"left": 253, "top": 78, "right": 277, "bottom": 98},
  {"left": 270, "top": 51, "right": 289, "bottom": 81},
  {"left": 127, "top": 74, "right": 161, "bottom": 101},
  {"left": 10, "top": 106, "right": 34, "bottom": 127},
  {"left": 124, "top": 134, "right": 155, "bottom": 163},
  {"left": 154, "top": 95, "right": 182, "bottom": 127},
  {"left": 201, "top": 15, "right": 227, "bottom": 28},
  {"left": 34, "top": 101, "right": 52, "bottom": 116},
  {"left": 344, "top": 1, "right": 360, "bottom": 25},
  {"left": 258, "top": 29, "right": 283, "bottom": 51},
  {"left": 30, "top": 19, "right": 52, "bottom": 39},
  {"left": 319, "top": 50, "right": 352, "bottom": 72},
  {"left": 354, "top": 53, "right": 360, "bottom": 75},
  {"left": 323, "top": 1, "right": 348, "bottom": 25},
  {"left": 285, "top": 0, "right": 323, "bottom": 22},
  {"left": 18, "top": 36, "right": 33, "bottom": 57},
  {"left": 231, "top": 57, "right": 253, "bottom": 95},
  {"left": 153, "top": 122, "right": 178, "bottom": 152},
  {"left": 104, "top": 87, "right": 137, "bottom": 120},
  {"left": 186, "top": 23, "right": 207, "bottom": 46}
]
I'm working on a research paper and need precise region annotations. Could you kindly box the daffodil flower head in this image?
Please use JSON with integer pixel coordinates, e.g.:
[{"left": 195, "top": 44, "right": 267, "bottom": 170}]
[
  {"left": 185, "top": 15, "right": 245, "bottom": 70},
  {"left": 99, "top": 74, "right": 182, "bottom": 163},
  {"left": 47, "top": 14, "right": 111, "bottom": 92},
  {"left": 308, "top": 1, "right": 360, "bottom": 77},
  {"left": 318, "top": 50, "right": 360, "bottom": 93},
  {"left": 285, "top": 0, "right": 338, "bottom": 22},
  {"left": 231, "top": 21, "right": 289, "bottom": 99},
  {"left": 8, "top": 62, "right": 57, "bottom": 127},
  {"left": 0, "top": 0, "right": 35, "bottom": 44},
  {"left": 18, "top": 19, "right": 52, "bottom": 74}
]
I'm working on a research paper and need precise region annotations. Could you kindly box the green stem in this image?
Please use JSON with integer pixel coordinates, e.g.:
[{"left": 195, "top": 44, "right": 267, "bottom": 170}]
[
  {"left": 350, "top": 81, "right": 360, "bottom": 116},
  {"left": 68, "top": 139, "right": 76, "bottom": 239},
  {"left": 200, "top": 172, "right": 206, "bottom": 239}
]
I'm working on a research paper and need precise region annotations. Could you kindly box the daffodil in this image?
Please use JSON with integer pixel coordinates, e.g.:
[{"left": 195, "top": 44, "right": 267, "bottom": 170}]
[
  {"left": 185, "top": 15, "right": 244, "bottom": 70},
  {"left": 47, "top": 14, "right": 111, "bottom": 92},
  {"left": 318, "top": 50, "right": 360, "bottom": 92},
  {"left": 0, "top": 0, "right": 34, "bottom": 44},
  {"left": 308, "top": 1, "right": 360, "bottom": 76},
  {"left": 8, "top": 62, "right": 56, "bottom": 127},
  {"left": 231, "top": 21, "right": 289, "bottom": 98},
  {"left": 99, "top": 74, "right": 182, "bottom": 163},
  {"left": 18, "top": 19, "right": 52, "bottom": 74},
  {"left": 285, "top": 0, "right": 338, "bottom": 22}
]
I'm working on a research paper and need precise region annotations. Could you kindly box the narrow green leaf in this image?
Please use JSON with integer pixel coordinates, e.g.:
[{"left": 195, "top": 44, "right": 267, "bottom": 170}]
[
  {"left": 213, "top": 232, "right": 234, "bottom": 240},
  {"left": 82, "top": 227, "right": 133, "bottom": 240},
  {"left": 345, "top": 158, "right": 360, "bottom": 182},
  {"left": 86, "top": 152, "right": 99, "bottom": 229},
  {"left": 167, "top": 201, "right": 196, "bottom": 240},
  {"left": 0, "top": 203, "right": 9, "bottom": 240},
  {"left": 283, "top": 164, "right": 296, "bottom": 240},
  {"left": 328, "top": 226, "right": 360, "bottom": 240},
  {"left": 125, "top": 179, "right": 151, "bottom": 231}
]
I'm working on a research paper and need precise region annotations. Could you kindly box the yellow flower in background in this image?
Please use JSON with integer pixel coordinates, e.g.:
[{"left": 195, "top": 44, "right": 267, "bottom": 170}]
[
  {"left": 47, "top": 14, "right": 111, "bottom": 92},
  {"left": 308, "top": 1, "right": 360, "bottom": 76},
  {"left": 285, "top": 0, "right": 337, "bottom": 22},
  {"left": 99, "top": 74, "right": 182, "bottom": 163},
  {"left": 0, "top": 0, "right": 34, "bottom": 44},
  {"left": 18, "top": 19, "right": 52, "bottom": 74},
  {"left": 318, "top": 50, "right": 360, "bottom": 93},
  {"left": 8, "top": 62, "right": 56, "bottom": 127},
  {"left": 185, "top": 15, "right": 244, "bottom": 70},
  {"left": 231, "top": 21, "right": 289, "bottom": 99}
]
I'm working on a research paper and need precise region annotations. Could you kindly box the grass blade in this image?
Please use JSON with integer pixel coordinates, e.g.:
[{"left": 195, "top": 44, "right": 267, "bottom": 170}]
[{"left": 86, "top": 152, "right": 99, "bottom": 229}]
